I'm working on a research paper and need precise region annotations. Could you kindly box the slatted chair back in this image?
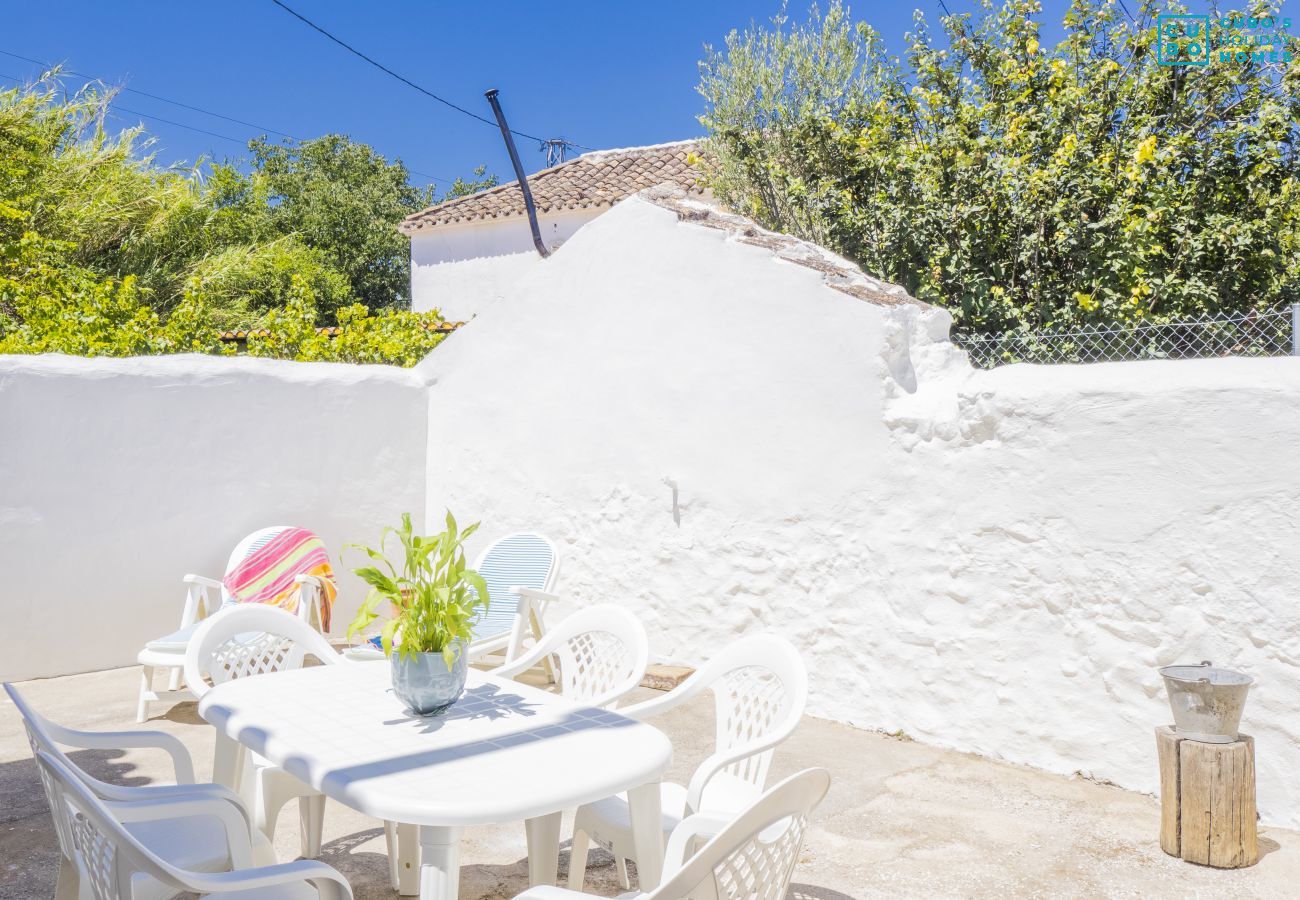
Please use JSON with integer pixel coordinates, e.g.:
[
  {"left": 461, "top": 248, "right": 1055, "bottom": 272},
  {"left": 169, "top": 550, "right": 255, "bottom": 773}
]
[
  {"left": 651, "top": 768, "right": 830, "bottom": 900},
  {"left": 470, "top": 532, "right": 559, "bottom": 641},
  {"left": 184, "top": 604, "right": 340, "bottom": 700}
]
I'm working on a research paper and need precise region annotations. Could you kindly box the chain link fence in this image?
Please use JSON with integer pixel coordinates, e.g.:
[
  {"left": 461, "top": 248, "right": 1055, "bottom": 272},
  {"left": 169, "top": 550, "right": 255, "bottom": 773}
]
[{"left": 954, "top": 305, "right": 1300, "bottom": 369}]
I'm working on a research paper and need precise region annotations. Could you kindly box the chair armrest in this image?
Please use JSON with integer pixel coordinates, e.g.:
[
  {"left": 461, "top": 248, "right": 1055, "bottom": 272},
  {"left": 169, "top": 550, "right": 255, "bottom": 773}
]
[
  {"left": 662, "top": 811, "right": 733, "bottom": 880},
  {"left": 39, "top": 721, "right": 195, "bottom": 784},
  {"left": 107, "top": 793, "right": 255, "bottom": 869},
  {"left": 685, "top": 740, "right": 784, "bottom": 813},
  {"left": 177, "top": 859, "right": 354, "bottom": 899},
  {"left": 293, "top": 574, "right": 327, "bottom": 629},
  {"left": 490, "top": 640, "right": 551, "bottom": 681},
  {"left": 93, "top": 781, "right": 251, "bottom": 830},
  {"left": 618, "top": 670, "right": 709, "bottom": 722},
  {"left": 508, "top": 586, "right": 561, "bottom": 607},
  {"left": 180, "top": 574, "right": 223, "bottom": 627}
]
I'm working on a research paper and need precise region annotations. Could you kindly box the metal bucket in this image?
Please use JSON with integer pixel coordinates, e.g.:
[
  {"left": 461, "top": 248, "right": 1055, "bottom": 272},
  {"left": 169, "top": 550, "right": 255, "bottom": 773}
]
[{"left": 1159, "top": 660, "right": 1253, "bottom": 744}]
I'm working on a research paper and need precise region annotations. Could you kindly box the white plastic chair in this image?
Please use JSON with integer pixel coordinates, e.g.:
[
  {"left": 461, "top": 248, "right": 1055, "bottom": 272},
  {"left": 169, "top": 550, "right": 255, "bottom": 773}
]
[
  {"left": 491, "top": 604, "right": 650, "bottom": 709},
  {"left": 184, "top": 604, "right": 342, "bottom": 860},
  {"left": 5, "top": 683, "right": 277, "bottom": 900},
  {"left": 136, "top": 525, "right": 330, "bottom": 722},
  {"left": 467, "top": 532, "right": 562, "bottom": 664},
  {"left": 567, "top": 634, "right": 808, "bottom": 891},
  {"left": 515, "top": 768, "right": 830, "bottom": 900},
  {"left": 34, "top": 749, "right": 353, "bottom": 900}
]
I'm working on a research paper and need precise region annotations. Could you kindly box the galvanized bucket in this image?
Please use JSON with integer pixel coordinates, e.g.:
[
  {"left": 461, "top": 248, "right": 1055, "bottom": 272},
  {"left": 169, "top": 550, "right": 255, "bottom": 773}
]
[{"left": 1159, "top": 660, "right": 1253, "bottom": 744}]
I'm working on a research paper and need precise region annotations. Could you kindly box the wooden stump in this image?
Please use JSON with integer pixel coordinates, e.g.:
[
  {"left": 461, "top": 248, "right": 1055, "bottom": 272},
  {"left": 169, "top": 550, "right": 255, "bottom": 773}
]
[{"left": 1156, "top": 725, "right": 1258, "bottom": 868}]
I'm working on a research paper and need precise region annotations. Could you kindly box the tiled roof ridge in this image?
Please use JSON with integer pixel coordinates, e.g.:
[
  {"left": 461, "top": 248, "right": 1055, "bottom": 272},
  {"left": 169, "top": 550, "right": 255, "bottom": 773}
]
[
  {"left": 637, "top": 185, "right": 925, "bottom": 309},
  {"left": 399, "top": 139, "right": 706, "bottom": 234}
]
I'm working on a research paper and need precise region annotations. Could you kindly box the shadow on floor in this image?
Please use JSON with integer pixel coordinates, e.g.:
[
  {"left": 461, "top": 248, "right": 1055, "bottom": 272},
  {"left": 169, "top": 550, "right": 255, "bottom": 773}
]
[
  {"left": 316, "top": 830, "right": 639, "bottom": 900},
  {"left": 790, "top": 883, "right": 860, "bottom": 900}
]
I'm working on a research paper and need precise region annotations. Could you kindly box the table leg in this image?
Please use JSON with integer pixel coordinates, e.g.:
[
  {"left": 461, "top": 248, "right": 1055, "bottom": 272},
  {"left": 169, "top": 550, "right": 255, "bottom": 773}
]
[
  {"left": 395, "top": 822, "right": 419, "bottom": 895},
  {"left": 628, "top": 781, "right": 664, "bottom": 890},
  {"left": 418, "top": 824, "right": 462, "bottom": 900},
  {"left": 524, "top": 811, "right": 562, "bottom": 886},
  {"left": 211, "top": 731, "right": 244, "bottom": 791}
]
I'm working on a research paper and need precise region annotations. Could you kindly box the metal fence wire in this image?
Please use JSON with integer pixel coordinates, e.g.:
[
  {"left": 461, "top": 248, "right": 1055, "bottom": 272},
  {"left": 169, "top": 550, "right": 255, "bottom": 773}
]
[{"left": 954, "top": 305, "right": 1300, "bottom": 369}]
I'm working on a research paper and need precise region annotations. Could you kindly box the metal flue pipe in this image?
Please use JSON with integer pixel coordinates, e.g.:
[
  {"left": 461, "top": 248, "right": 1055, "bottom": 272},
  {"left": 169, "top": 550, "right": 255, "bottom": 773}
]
[{"left": 484, "top": 88, "right": 550, "bottom": 259}]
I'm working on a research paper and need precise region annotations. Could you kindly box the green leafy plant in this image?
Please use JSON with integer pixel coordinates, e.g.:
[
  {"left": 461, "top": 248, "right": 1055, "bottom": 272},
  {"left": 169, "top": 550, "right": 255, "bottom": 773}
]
[
  {"left": 698, "top": 0, "right": 1300, "bottom": 335},
  {"left": 346, "top": 512, "right": 490, "bottom": 665}
]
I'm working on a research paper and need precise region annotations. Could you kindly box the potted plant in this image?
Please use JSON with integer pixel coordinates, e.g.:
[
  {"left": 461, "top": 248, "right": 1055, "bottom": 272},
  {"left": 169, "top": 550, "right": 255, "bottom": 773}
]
[{"left": 346, "top": 511, "right": 489, "bottom": 716}]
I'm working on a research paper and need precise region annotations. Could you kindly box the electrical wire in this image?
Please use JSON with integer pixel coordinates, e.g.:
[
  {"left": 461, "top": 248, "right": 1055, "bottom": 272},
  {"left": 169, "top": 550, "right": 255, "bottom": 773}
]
[
  {"left": 0, "top": 48, "right": 292, "bottom": 137},
  {"left": 0, "top": 57, "right": 454, "bottom": 184},
  {"left": 267, "top": 0, "right": 592, "bottom": 152}
]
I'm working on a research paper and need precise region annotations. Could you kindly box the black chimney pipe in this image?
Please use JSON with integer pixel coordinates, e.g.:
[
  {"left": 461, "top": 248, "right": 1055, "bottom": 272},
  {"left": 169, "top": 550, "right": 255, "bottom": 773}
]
[{"left": 485, "top": 88, "right": 550, "bottom": 259}]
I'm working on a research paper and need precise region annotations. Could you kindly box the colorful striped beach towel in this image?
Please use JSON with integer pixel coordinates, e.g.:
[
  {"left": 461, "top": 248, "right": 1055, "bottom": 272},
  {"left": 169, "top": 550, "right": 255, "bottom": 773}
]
[{"left": 222, "top": 527, "right": 337, "bottom": 631}]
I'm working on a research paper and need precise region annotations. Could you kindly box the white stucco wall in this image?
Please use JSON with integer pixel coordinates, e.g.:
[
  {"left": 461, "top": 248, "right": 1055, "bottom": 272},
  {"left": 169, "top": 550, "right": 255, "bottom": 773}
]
[
  {"left": 419, "top": 196, "right": 1300, "bottom": 826},
  {"left": 410, "top": 210, "right": 596, "bottom": 320},
  {"left": 4, "top": 191, "right": 1298, "bottom": 826},
  {"left": 0, "top": 354, "right": 429, "bottom": 682}
]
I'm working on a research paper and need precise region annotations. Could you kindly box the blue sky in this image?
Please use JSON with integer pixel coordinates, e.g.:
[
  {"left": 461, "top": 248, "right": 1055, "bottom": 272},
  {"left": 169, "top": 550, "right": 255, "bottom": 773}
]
[{"left": 1, "top": 0, "right": 1187, "bottom": 193}]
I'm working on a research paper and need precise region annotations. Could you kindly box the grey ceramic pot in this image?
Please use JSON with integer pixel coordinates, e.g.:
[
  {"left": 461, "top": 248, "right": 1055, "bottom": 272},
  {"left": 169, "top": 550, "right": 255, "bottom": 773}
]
[{"left": 391, "top": 643, "right": 468, "bottom": 716}]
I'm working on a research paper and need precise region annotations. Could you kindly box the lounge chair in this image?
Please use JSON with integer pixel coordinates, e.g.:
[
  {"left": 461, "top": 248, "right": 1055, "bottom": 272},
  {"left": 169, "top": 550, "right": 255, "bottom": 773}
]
[{"left": 134, "top": 525, "right": 330, "bottom": 722}]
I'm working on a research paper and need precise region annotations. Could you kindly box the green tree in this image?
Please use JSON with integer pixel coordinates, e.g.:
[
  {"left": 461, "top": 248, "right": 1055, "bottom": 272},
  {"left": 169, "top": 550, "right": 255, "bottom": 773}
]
[
  {"left": 0, "top": 74, "right": 488, "bottom": 365},
  {"left": 698, "top": 0, "right": 1300, "bottom": 335},
  {"left": 210, "top": 135, "right": 434, "bottom": 312}
]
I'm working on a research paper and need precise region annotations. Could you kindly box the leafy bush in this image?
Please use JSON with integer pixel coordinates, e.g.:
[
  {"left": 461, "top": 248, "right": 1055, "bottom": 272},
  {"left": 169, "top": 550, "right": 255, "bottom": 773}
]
[
  {"left": 698, "top": 0, "right": 1300, "bottom": 334},
  {"left": 0, "top": 74, "right": 481, "bottom": 366},
  {"left": 243, "top": 286, "right": 451, "bottom": 366}
]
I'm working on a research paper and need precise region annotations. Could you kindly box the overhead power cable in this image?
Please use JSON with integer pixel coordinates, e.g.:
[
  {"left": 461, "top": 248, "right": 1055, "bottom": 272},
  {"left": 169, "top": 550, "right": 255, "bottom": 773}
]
[
  {"left": 0, "top": 54, "right": 453, "bottom": 184},
  {"left": 1, "top": 48, "right": 292, "bottom": 137},
  {"left": 267, "top": 0, "right": 593, "bottom": 152}
]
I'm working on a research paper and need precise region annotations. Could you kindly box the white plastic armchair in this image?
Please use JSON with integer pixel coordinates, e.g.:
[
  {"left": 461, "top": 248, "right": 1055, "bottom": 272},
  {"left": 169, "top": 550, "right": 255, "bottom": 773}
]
[
  {"left": 516, "top": 768, "right": 830, "bottom": 900},
  {"left": 491, "top": 605, "right": 650, "bottom": 710},
  {"left": 136, "top": 525, "right": 328, "bottom": 722},
  {"left": 35, "top": 749, "right": 352, "bottom": 900},
  {"left": 6, "top": 683, "right": 275, "bottom": 900},
  {"left": 568, "top": 633, "right": 808, "bottom": 891},
  {"left": 185, "top": 604, "right": 343, "bottom": 860}
]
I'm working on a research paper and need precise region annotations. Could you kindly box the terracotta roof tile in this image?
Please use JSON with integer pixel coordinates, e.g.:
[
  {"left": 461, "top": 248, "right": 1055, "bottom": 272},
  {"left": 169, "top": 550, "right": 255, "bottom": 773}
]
[
  {"left": 399, "top": 140, "right": 706, "bottom": 234},
  {"left": 216, "top": 321, "right": 460, "bottom": 342}
]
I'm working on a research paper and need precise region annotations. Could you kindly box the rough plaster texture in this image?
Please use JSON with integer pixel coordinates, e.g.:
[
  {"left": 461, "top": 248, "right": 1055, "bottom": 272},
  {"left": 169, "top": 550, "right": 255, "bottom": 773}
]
[
  {"left": 3, "top": 191, "right": 1300, "bottom": 839},
  {"left": 0, "top": 354, "right": 429, "bottom": 681},
  {"left": 7, "top": 666, "right": 1300, "bottom": 899},
  {"left": 419, "top": 195, "right": 1300, "bottom": 828}
]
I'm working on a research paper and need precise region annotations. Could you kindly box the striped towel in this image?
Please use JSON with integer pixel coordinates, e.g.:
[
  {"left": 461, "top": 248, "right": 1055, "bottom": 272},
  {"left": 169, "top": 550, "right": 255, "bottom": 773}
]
[{"left": 222, "top": 527, "right": 337, "bottom": 631}]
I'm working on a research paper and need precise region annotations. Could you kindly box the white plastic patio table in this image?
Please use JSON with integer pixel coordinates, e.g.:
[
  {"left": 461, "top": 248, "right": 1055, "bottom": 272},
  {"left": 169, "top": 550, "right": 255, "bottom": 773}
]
[{"left": 198, "top": 662, "right": 673, "bottom": 900}]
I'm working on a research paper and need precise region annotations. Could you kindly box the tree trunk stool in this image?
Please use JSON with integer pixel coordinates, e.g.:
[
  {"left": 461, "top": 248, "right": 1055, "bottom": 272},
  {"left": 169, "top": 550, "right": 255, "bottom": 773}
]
[{"left": 1156, "top": 725, "right": 1258, "bottom": 868}]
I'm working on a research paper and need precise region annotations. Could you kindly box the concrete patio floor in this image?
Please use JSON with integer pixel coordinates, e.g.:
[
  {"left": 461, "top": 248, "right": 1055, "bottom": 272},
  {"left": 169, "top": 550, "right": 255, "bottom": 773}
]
[{"left": 3, "top": 666, "right": 1299, "bottom": 899}]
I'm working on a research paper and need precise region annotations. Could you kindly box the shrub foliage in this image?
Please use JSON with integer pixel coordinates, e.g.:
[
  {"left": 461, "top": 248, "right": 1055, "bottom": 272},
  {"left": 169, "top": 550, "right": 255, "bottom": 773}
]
[
  {"left": 0, "top": 75, "right": 479, "bottom": 365},
  {"left": 697, "top": 0, "right": 1300, "bottom": 334}
]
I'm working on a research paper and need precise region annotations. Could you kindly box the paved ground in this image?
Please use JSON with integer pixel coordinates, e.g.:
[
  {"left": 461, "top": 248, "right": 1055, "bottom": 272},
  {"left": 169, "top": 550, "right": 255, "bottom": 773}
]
[{"left": 3, "top": 665, "right": 1299, "bottom": 899}]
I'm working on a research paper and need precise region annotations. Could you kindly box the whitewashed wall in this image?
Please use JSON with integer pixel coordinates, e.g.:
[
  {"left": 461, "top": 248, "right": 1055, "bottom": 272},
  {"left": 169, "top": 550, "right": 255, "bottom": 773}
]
[
  {"left": 4, "top": 193, "right": 1299, "bottom": 826},
  {"left": 420, "top": 197, "right": 1300, "bottom": 826},
  {"left": 410, "top": 210, "right": 594, "bottom": 320},
  {"left": 0, "top": 355, "right": 429, "bottom": 681}
]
